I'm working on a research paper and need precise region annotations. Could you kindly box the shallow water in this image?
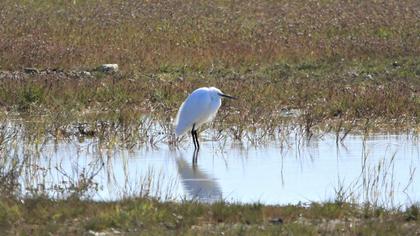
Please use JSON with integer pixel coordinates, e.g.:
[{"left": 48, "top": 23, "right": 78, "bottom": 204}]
[{"left": 12, "top": 130, "right": 419, "bottom": 208}]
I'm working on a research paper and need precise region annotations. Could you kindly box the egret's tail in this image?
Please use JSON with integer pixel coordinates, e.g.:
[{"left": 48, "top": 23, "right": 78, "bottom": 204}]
[
  {"left": 174, "top": 100, "right": 188, "bottom": 136},
  {"left": 174, "top": 115, "right": 188, "bottom": 136},
  {"left": 175, "top": 124, "right": 188, "bottom": 136}
]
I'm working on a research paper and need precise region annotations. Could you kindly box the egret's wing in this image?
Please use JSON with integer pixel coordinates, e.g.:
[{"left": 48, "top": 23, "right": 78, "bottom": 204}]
[{"left": 175, "top": 90, "right": 211, "bottom": 136}]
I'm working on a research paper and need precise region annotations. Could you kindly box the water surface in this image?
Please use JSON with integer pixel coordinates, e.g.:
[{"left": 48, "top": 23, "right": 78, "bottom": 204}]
[{"left": 14, "top": 130, "right": 419, "bottom": 208}]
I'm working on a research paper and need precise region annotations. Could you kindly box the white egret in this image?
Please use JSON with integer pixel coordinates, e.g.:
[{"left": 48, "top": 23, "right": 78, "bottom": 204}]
[{"left": 175, "top": 87, "right": 236, "bottom": 153}]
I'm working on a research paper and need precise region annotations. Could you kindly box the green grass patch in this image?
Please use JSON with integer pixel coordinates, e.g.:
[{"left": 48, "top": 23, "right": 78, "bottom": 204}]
[{"left": 0, "top": 197, "right": 419, "bottom": 235}]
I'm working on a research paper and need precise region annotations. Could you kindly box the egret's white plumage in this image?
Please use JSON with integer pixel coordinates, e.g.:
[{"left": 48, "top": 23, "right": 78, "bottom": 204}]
[
  {"left": 175, "top": 87, "right": 224, "bottom": 136},
  {"left": 175, "top": 87, "right": 235, "bottom": 162}
]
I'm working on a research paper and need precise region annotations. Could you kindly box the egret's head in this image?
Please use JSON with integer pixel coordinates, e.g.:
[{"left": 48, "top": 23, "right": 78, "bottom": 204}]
[{"left": 209, "top": 87, "right": 237, "bottom": 100}]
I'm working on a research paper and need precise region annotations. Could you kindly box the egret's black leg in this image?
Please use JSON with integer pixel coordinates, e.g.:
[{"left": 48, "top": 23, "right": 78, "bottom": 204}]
[
  {"left": 192, "top": 129, "right": 200, "bottom": 164},
  {"left": 191, "top": 124, "right": 197, "bottom": 150},
  {"left": 191, "top": 124, "right": 200, "bottom": 164},
  {"left": 193, "top": 130, "right": 200, "bottom": 151}
]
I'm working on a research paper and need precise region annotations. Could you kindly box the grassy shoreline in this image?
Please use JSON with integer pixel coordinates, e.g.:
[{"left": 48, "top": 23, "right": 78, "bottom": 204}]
[{"left": 0, "top": 197, "right": 419, "bottom": 235}]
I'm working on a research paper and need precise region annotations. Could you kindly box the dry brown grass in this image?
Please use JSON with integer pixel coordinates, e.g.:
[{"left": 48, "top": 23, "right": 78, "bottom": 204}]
[{"left": 0, "top": 0, "right": 419, "bottom": 71}]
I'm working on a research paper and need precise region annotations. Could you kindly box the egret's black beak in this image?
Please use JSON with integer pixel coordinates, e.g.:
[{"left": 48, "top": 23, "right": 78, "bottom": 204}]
[{"left": 218, "top": 93, "right": 237, "bottom": 99}]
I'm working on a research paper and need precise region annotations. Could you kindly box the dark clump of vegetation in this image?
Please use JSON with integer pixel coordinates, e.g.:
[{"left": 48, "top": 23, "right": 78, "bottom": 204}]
[{"left": 0, "top": 197, "right": 419, "bottom": 235}]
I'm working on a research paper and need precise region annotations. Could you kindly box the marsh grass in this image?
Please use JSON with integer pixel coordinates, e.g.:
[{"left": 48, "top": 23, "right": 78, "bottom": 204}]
[
  {"left": 0, "top": 57, "right": 418, "bottom": 146},
  {"left": 329, "top": 135, "right": 420, "bottom": 218}
]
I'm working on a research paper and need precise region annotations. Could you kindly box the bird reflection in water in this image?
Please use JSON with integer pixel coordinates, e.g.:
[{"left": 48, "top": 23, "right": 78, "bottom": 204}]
[{"left": 175, "top": 155, "right": 222, "bottom": 203}]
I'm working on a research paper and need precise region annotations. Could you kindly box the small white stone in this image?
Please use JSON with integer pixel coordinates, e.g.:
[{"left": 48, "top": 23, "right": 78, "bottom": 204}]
[
  {"left": 81, "top": 71, "right": 92, "bottom": 76},
  {"left": 97, "top": 64, "right": 119, "bottom": 73}
]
